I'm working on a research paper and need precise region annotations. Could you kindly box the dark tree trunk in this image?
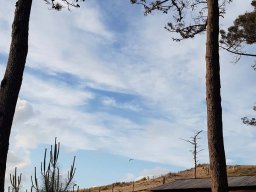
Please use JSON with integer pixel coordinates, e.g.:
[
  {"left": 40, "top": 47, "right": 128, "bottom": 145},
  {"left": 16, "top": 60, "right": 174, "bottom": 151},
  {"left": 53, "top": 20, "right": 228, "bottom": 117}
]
[
  {"left": 194, "top": 143, "right": 197, "bottom": 179},
  {"left": 0, "top": 0, "right": 32, "bottom": 191},
  {"left": 206, "top": 0, "right": 228, "bottom": 192}
]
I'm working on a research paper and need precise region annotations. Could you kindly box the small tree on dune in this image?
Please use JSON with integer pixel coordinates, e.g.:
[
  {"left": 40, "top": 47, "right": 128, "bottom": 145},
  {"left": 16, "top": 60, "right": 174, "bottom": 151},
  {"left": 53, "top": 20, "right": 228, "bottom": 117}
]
[{"left": 181, "top": 130, "right": 203, "bottom": 179}]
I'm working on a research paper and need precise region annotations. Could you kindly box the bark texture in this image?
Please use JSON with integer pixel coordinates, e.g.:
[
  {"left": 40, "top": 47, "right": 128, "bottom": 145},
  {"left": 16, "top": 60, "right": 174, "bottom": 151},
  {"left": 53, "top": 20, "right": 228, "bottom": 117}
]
[
  {"left": 0, "top": 0, "right": 32, "bottom": 191},
  {"left": 206, "top": 0, "right": 228, "bottom": 192}
]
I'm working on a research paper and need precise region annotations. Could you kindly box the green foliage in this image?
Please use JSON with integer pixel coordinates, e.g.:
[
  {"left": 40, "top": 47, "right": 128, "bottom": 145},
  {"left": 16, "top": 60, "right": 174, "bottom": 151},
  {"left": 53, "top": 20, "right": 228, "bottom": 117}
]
[
  {"left": 220, "top": 1, "right": 256, "bottom": 125},
  {"left": 130, "top": 0, "right": 232, "bottom": 41},
  {"left": 220, "top": 0, "right": 256, "bottom": 58},
  {"left": 43, "top": 0, "right": 85, "bottom": 11},
  {"left": 242, "top": 106, "right": 256, "bottom": 126},
  {"left": 130, "top": 0, "right": 208, "bottom": 41}
]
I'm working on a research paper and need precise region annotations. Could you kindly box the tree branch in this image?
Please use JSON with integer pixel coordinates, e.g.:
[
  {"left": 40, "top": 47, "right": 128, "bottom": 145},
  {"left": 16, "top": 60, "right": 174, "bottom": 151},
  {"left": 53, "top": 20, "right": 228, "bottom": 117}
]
[{"left": 220, "top": 45, "right": 256, "bottom": 57}]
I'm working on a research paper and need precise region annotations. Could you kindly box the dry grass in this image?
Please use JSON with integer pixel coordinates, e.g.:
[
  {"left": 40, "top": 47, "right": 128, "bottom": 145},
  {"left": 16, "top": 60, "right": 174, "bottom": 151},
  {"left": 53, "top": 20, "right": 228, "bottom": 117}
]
[{"left": 79, "top": 165, "right": 256, "bottom": 192}]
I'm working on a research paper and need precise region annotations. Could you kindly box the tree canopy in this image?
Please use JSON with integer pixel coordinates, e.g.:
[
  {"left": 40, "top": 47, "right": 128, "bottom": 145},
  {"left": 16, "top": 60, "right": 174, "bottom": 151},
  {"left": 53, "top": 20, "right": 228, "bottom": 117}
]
[
  {"left": 220, "top": 0, "right": 256, "bottom": 59},
  {"left": 242, "top": 106, "right": 256, "bottom": 126},
  {"left": 43, "top": 0, "right": 85, "bottom": 10},
  {"left": 219, "top": 0, "right": 256, "bottom": 126},
  {"left": 130, "top": 0, "right": 232, "bottom": 41}
]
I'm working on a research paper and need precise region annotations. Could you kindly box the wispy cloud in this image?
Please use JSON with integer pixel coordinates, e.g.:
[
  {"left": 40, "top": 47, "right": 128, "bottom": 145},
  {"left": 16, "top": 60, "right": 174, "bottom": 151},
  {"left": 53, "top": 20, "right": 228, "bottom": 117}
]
[
  {"left": 22, "top": 73, "right": 93, "bottom": 106},
  {"left": 73, "top": 2, "right": 114, "bottom": 40},
  {"left": 101, "top": 97, "right": 141, "bottom": 111},
  {"left": 1, "top": 0, "right": 256, "bottom": 189}
]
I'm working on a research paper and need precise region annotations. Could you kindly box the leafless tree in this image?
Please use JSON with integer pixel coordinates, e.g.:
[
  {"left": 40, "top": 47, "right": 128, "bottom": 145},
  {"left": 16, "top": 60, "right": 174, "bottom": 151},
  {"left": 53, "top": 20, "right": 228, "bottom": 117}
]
[{"left": 181, "top": 130, "right": 203, "bottom": 178}]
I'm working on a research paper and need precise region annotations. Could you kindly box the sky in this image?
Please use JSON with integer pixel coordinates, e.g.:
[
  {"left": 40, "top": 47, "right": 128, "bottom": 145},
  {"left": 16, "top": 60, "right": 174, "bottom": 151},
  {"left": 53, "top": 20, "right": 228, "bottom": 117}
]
[{"left": 0, "top": 0, "right": 256, "bottom": 191}]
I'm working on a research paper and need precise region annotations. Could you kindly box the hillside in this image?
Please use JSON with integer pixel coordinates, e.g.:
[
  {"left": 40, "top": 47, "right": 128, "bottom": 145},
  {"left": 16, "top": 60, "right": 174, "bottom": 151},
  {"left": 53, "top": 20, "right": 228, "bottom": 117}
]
[{"left": 79, "top": 165, "right": 256, "bottom": 192}]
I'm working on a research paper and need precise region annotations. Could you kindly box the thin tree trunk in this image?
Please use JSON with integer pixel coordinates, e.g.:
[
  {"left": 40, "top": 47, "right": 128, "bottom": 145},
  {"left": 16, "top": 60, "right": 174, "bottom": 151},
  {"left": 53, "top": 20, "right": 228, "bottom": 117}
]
[
  {"left": 0, "top": 0, "right": 32, "bottom": 190},
  {"left": 206, "top": 0, "right": 228, "bottom": 192},
  {"left": 194, "top": 143, "right": 197, "bottom": 179}
]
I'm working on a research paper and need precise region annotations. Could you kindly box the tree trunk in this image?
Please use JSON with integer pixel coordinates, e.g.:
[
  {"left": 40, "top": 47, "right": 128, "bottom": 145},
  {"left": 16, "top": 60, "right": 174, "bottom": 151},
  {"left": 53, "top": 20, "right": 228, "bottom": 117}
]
[
  {"left": 0, "top": 0, "right": 32, "bottom": 191},
  {"left": 206, "top": 0, "right": 228, "bottom": 192},
  {"left": 194, "top": 142, "right": 197, "bottom": 179}
]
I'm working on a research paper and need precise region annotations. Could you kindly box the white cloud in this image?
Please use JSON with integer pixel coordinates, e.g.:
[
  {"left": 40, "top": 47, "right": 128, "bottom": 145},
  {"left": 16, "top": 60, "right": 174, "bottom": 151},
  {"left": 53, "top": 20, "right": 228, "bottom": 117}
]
[
  {"left": 0, "top": 1, "right": 14, "bottom": 54},
  {"left": 4, "top": 0, "right": 254, "bottom": 167},
  {"left": 73, "top": 3, "right": 114, "bottom": 40},
  {"left": 13, "top": 99, "right": 37, "bottom": 124},
  {"left": 101, "top": 97, "right": 116, "bottom": 106},
  {"left": 101, "top": 97, "right": 141, "bottom": 111},
  {"left": 25, "top": 0, "right": 125, "bottom": 90},
  {"left": 10, "top": 96, "right": 205, "bottom": 168},
  {"left": 21, "top": 73, "right": 93, "bottom": 106},
  {"left": 221, "top": 1, "right": 253, "bottom": 28},
  {"left": 1, "top": 1, "right": 256, "bottom": 190},
  {"left": 5, "top": 144, "right": 31, "bottom": 191}
]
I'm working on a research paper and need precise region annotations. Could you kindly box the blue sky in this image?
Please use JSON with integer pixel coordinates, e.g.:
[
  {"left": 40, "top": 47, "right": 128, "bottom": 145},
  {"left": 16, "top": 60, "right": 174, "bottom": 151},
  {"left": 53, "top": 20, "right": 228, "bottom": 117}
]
[{"left": 0, "top": 0, "right": 256, "bottom": 191}]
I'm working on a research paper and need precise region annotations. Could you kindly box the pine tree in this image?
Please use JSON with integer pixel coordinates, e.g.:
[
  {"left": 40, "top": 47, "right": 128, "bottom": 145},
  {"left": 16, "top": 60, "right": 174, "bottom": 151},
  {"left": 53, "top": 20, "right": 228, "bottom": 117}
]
[{"left": 0, "top": 1, "right": 84, "bottom": 191}]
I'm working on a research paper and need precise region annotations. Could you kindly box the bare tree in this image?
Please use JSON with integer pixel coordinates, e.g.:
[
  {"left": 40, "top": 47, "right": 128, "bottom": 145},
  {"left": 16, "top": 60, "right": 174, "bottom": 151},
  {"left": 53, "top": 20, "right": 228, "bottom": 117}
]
[{"left": 182, "top": 130, "right": 203, "bottom": 179}]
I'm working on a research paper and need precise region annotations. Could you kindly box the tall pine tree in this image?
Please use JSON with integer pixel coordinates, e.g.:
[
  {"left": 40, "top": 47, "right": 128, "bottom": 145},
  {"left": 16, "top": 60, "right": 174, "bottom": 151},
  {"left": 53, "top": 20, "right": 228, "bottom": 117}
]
[{"left": 0, "top": 0, "right": 83, "bottom": 191}]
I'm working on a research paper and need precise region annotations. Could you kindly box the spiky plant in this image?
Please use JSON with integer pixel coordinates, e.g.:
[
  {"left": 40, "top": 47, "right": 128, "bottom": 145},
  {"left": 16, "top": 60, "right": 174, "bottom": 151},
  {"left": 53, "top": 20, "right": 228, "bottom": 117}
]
[
  {"left": 9, "top": 138, "right": 79, "bottom": 192},
  {"left": 9, "top": 167, "right": 22, "bottom": 192}
]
